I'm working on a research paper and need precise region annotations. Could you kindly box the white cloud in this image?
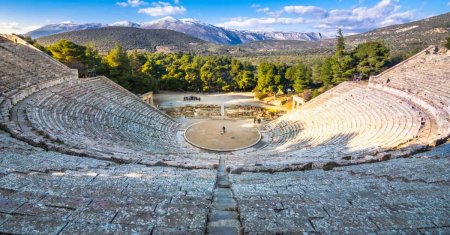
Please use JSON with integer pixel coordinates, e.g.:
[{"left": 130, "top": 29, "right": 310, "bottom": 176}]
[
  {"left": 217, "top": 17, "right": 305, "bottom": 29},
  {"left": 218, "top": 0, "right": 415, "bottom": 34},
  {"left": 310, "top": 0, "right": 415, "bottom": 34},
  {"left": 283, "top": 5, "right": 327, "bottom": 16},
  {"left": 447, "top": 1, "right": 450, "bottom": 6},
  {"left": 138, "top": 2, "right": 186, "bottom": 16},
  {"left": 252, "top": 5, "right": 281, "bottom": 17},
  {"left": 174, "top": 0, "right": 179, "bottom": 3},
  {"left": 257, "top": 7, "right": 270, "bottom": 13},
  {"left": 0, "top": 22, "right": 41, "bottom": 34},
  {"left": 379, "top": 11, "right": 414, "bottom": 26},
  {"left": 117, "top": 0, "right": 148, "bottom": 7}
]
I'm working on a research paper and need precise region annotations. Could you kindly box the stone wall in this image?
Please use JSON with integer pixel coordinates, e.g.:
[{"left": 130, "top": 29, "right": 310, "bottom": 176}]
[
  {"left": 225, "top": 105, "right": 286, "bottom": 120},
  {"left": 162, "top": 104, "right": 286, "bottom": 119},
  {"left": 163, "top": 105, "right": 221, "bottom": 118}
]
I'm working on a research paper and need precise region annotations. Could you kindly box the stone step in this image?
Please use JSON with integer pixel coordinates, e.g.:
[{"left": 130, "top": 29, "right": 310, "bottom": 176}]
[{"left": 207, "top": 157, "right": 242, "bottom": 234}]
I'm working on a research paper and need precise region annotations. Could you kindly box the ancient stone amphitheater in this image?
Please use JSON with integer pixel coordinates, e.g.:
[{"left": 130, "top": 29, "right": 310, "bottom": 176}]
[{"left": 0, "top": 34, "right": 449, "bottom": 234}]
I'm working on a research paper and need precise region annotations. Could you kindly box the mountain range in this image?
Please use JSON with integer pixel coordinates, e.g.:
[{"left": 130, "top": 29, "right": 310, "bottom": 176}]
[
  {"left": 26, "top": 17, "right": 324, "bottom": 45},
  {"left": 35, "top": 27, "right": 206, "bottom": 53},
  {"left": 31, "top": 12, "right": 450, "bottom": 64}
]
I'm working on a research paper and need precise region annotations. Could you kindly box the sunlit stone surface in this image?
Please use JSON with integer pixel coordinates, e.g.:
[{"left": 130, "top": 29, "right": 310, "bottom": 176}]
[{"left": 0, "top": 35, "right": 449, "bottom": 234}]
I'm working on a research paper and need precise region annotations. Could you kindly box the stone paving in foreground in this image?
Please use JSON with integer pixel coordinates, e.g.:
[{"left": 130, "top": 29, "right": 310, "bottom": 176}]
[
  {"left": 230, "top": 155, "right": 450, "bottom": 234},
  {"left": 0, "top": 128, "right": 449, "bottom": 235},
  {"left": 0, "top": 131, "right": 217, "bottom": 234},
  {"left": 0, "top": 163, "right": 216, "bottom": 234}
]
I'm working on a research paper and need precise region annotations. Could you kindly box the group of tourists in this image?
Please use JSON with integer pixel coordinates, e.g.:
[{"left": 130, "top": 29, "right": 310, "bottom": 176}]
[{"left": 184, "top": 96, "right": 201, "bottom": 101}]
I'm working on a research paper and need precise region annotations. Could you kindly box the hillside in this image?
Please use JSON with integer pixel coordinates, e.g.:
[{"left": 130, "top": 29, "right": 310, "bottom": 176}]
[
  {"left": 36, "top": 27, "right": 207, "bottom": 53},
  {"left": 218, "top": 12, "right": 450, "bottom": 63}
]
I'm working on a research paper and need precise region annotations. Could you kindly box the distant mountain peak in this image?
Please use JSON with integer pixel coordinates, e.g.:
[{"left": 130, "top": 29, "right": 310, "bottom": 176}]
[
  {"left": 26, "top": 23, "right": 105, "bottom": 38},
  {"left": 109, "top": 21, "right": 140, "bottom": 27},
  {"left": 26, "top": 17, "right": 325, "bottom": 45},
  {"left": 148, "top": 16, "right": 179, "bottom": 23},
  {"left": 140, "top": 18, "right": 325, "bottom": 45},
  {"left": 180, "top": 18, "right": 205, "bottom": 24}
]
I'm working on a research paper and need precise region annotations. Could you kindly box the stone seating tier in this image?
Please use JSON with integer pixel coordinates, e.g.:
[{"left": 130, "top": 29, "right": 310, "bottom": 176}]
[
  {"left": 230, "top": 157, "right": 449, "bottom": 233},
  {"left": 0, "top": 38, "right": 448, "bottom": 170},
  {"left": 17, "top": 77, "right": 185, "bottom": 159},
  {"left": 0, "top": 129, "right": 217, "bottom": 234},
  {"left": 0, "top": 42, "right": 76, "bottom": 93},
  {"left": 224, "top": 82, "right": 428, "bottom": 171},
  {"left": 369, "top": 46, "right": 450, "bottom": 140}
]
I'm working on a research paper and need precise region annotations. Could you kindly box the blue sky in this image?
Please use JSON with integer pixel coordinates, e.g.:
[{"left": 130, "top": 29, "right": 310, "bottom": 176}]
[{"left": 0, "top": 0, "right": 449, "bottom": 34}]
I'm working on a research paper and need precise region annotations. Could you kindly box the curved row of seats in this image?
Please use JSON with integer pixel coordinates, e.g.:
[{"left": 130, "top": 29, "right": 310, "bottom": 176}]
[
  {"left": 0, "top": 36, "right": 200, "bottom": 165},
  {"left": 226, "top": 46, "right": 449, "bottom": 169},
  {"left": 1, "top": 35, "right": 448, "bottom": 170},
  {"left": 225, "top": 82, "right": 427, "bottom": 168},
  {"left": 18, "top": 76, "right": 187, "bottom": 158},
  {"left": 276, "top": 83, "right": 422, "bottom": 152},
  {"left": 0, "top": 38, "right": 78, "bottom": 130},
  {"left": 0, "top": 129, "right": 216, "bottom": 233},
  {"left": 229, "top": 157, "right": 449, "bottom": 233},
  {"left": 369, "top": 46, "right": 450, "bottom": 140},
  {"left": 0, "top": 40, "right": 76, "bottom": 94}
]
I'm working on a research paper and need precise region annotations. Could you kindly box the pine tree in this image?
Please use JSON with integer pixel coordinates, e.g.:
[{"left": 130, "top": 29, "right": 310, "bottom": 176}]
[
  {"left": 353, "top": 41, "right": 390, "bottom": 78},
  {"left": 104, "top": 43, "right": 131, "bottom": 89},
  {"left": 331, "top": 29, "right": 354, "bottom": 84},
  {"left": 293, "top": 62, "right": 311, "bottom": 93},
  {"left": 319, "top": 57, "right": 333, "bottom": 86},
  {"left": 47, "top": 39, "right": 87, "bottom": 75},
  {"left": 84, "top": 44, "right": 103, "bottom": 77},
  {"left": 336, "top": 29, "right": 345, "bottom": 54}
]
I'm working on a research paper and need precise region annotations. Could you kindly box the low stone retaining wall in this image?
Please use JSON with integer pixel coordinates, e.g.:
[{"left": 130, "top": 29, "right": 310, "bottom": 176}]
[{"left": 161, "top": 104, "right": 286, "bottom": 120}]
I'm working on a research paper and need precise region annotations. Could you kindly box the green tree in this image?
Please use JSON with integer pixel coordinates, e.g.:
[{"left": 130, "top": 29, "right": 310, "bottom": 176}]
[
  {"left": 311, "top": 63, "right": 321, "bottom": 84},
  {"left": 141, "top": 56, "right": 164, "bottom": 92},
  {"left": 331, "top": 29, "right": 354, "bottom": 84},
  {"left": 103, "top": 43, "right": 131, "bottom": 89},
  {"left": 336, "top": 29, "right": 345, "bottom": 52},
  {"left": 128, "top": 50, "right": 155, "bottom": 93},
  {"left": 84, "top": 44, "right": 104, "bottom": 77},
  {"left": 163, "top": 60, "right": 187, "bottom": 91},
  {"left": 256, "top": 62, "right": 282, "bottom": 94},
  {"left": 47, "top": 39, "right": 86, "bottom": 73},
  {"left": 235, "top": 70, "right": 256, "bottom": 90},
  {"left": 319, "top": 57, "right": 334, "bottom": 86},
  {"left": 230, "top": 59, "right": 243, "bottom": 78},
  {"left": 286, "top": 62, "right": 312, "bottom": 94},
  {"left": 352, "top": 41, "right": 390, "bottom": 78},
  {"left": 200, "top": 60, "right": 217, "bottom": 92}
]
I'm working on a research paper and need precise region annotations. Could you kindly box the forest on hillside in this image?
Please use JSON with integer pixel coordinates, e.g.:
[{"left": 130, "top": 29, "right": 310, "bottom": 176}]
[
  {"left": 22, "top": 30, "right": 408, "bottom": 101},
  {"left": 36, "top": 27, "right": 206, "bottom": 53}
]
